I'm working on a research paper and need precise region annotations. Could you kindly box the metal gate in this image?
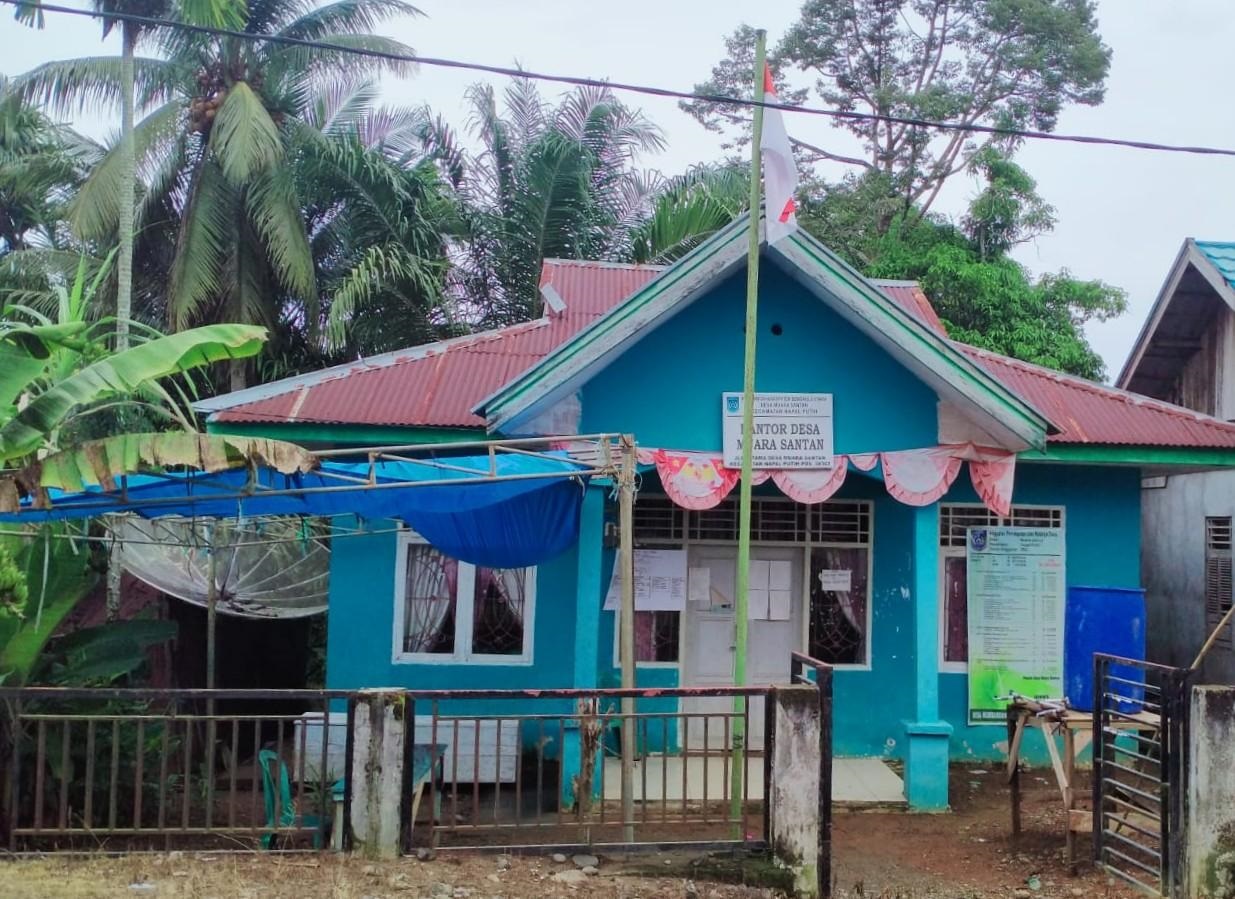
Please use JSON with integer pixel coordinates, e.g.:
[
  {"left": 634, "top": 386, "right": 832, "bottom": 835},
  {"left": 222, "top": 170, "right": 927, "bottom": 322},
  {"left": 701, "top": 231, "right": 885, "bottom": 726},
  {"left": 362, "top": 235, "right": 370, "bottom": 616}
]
[{"left": 1092, "top": 654, "right": 1190, "bottom": 897}]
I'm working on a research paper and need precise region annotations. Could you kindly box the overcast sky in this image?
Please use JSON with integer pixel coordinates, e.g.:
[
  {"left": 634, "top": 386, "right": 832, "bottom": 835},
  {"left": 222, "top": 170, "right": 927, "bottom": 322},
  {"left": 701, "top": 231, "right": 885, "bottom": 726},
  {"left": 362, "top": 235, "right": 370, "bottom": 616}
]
[{"left": 3, "top": 0, "right": 1233, "bottom": 381}]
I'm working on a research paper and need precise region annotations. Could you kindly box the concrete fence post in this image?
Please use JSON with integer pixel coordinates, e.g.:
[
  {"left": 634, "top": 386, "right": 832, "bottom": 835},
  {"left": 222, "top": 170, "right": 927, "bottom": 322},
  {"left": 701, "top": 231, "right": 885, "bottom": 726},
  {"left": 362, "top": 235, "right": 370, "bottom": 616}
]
[
  {"left": 348, "top": 689, "right": 407, "bottom": 859},
  {"left": 769, "top": 684, "right": 824, "bottom": 898},
  {"left": 1187, "top": 686, "right": 1235, "bottom": 899}
]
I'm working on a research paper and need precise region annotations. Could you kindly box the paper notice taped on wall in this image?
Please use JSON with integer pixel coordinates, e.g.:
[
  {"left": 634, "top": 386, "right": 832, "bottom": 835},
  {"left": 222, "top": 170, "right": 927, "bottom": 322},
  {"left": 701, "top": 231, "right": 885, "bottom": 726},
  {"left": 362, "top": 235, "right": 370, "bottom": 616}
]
[
  {"left": 748, "top": 588, "right": 770, "bottom": 620},
  {"left": 688, "top": 567, "right": 711, "bottom": 606},
  {"left": 750, "top": 559, "right": 770, "bottom": 590},
  {"left": 603, "top": 548, "right": 689, "bottom": 612},
  {"left": 769, "top": 560, "right": 792, "bottom": 591},
  {"left": 817, "top": 569, "right": 852, "bottom": 592},
  {"left": 769, "top": 589, "right": 792, "bottom": 621}
]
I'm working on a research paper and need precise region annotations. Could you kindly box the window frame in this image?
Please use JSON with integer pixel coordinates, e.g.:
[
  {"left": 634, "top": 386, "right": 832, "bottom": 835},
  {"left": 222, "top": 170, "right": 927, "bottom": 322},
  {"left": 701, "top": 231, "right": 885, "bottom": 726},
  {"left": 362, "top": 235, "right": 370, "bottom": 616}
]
[
  {"left": 610, "top": 541, "right": 687, "bottom": 670},
  {"left": 616, "top": 496, "right": 875, "bottom": 672},
  {"left": 1204, "top": 516, "right": 1233, "bottom": 650},
  {"left": 937, "top": 503, "right": 1066, "bottom": 673},
  {"left": 391, "top": 530, "right": 536, "bottom": 666}
]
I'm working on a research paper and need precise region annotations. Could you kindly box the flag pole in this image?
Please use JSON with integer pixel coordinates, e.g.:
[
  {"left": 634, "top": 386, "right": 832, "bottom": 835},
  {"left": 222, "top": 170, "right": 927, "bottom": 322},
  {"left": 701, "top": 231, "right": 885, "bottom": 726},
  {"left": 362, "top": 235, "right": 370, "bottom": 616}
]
[{"left": 730, "top": 27, "right": 767, "bottom": 831}]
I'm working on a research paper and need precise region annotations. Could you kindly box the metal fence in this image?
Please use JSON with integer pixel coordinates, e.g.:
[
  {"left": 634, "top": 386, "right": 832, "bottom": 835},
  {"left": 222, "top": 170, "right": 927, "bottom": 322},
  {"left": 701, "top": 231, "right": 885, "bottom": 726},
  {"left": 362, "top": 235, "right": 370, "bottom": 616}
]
[
  {"left": 407, "top": 685, "right": 772, "bottom": 852},
  {"left": 0, "top": 681, "right": 824, "bottom": 856},
  {"left": 0, "top": 687, "right": 350, "bottom": 852},
  {"left": 1091, "top": 654, "right": 1191, "bottom": 898}
]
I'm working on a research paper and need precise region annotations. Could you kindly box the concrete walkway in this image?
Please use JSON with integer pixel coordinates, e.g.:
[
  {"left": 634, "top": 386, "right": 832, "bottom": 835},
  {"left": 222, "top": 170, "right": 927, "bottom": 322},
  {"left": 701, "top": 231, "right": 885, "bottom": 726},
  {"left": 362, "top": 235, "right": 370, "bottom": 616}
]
[{"left": 601, "top": 755, "right": 905, "bottom": 806}]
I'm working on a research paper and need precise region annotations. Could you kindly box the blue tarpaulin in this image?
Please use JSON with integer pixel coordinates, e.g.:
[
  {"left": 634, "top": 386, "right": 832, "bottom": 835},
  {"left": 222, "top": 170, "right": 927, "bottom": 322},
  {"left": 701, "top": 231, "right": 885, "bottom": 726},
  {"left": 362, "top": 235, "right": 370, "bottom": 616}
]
[{"left": 0, "top": 453, "right": 590, "bottom": 569}]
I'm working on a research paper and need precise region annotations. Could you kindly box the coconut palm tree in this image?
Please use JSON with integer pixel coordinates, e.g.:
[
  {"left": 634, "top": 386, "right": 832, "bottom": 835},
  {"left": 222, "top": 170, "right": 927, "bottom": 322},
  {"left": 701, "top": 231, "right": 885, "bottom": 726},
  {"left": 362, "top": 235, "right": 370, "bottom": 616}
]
[
  {"left": 451, "top": 78, "right": 666, "bottom": 327},
  {"left": 14, "top": 1, "right": 249, "bottom": 352},
  {"left": 17, "top": 0, "right": 422, "bottom": 386}
]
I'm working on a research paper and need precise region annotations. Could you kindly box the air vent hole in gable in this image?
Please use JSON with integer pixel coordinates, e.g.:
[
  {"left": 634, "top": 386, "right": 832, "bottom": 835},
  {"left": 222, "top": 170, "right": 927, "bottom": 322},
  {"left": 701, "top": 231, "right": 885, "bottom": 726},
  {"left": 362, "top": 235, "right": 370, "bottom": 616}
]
[{"left": 770, "top": 323, "right": 783, "bottom": 336}]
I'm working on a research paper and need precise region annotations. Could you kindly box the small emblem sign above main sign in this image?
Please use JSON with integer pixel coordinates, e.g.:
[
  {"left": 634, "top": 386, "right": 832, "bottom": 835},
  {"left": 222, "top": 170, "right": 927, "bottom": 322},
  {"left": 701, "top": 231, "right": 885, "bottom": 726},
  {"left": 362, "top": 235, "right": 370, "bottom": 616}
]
[{"left": 721, "top": 392, "right": 834, "bottom": 469}]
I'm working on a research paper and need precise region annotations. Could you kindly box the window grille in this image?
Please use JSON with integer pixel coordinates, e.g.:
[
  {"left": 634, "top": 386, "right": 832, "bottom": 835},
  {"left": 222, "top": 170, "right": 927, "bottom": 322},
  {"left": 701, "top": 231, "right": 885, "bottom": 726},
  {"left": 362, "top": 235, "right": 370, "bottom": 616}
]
[
  {"left": 939, "top": 504, "right": 1063, "bottom": 547},
  {"left": 634, "top": 495, "right": 870, "bottom": 545},
  {"left": 1206, "top": 516, "right": 1233, "bottom": 648},
  {"left": 632, "top": 495, "right": 685, "bottom": 541}
]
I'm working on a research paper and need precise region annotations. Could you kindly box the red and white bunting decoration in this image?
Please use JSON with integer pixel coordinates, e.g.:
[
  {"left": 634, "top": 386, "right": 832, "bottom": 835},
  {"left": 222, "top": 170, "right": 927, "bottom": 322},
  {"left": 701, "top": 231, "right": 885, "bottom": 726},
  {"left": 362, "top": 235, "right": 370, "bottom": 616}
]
[
  {"left": 772, "top": 463, "right": 847, "bottom": 504},
  {"left": 652, "top": 450, "right": 740, "bottom": 511},
  {"left": 638, "top": 444, "right": 1017, "bottom": 517},
  {"left": 966, "top": 449, "right": 1017, "bottom": 519},
  {"left": 881, "top": 448, "right": 963, "bottom": 507},
  {"left": 848, "top": 453, "right": 880, "bottom": 472}
]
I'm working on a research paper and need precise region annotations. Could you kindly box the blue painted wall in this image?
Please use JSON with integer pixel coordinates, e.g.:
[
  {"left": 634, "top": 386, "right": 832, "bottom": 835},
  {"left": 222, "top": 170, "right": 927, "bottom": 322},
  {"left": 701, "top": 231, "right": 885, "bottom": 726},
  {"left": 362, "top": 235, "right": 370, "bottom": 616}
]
[
  {"left": 938, "top": 462, "right": 1142, "bottom": 761},
  {"left": 326, "top": 516, "right": 586, "bottom": 721},
  {"left": 323, "top": 254, "right": 1145, "bottom": 768},
  {"left": 579, "top": 265, "right": 939, "bottom": 454}
]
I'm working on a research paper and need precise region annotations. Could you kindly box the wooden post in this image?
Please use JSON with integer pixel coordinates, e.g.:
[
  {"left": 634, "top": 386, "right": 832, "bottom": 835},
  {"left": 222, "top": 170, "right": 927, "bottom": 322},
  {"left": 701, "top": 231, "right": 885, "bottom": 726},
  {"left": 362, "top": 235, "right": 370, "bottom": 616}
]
[
  {"left": 731, "top": 25, "right": 768, "bottom": 831},
  {"left": 618, "top": 434, "right": 637, "bottom": 841}
]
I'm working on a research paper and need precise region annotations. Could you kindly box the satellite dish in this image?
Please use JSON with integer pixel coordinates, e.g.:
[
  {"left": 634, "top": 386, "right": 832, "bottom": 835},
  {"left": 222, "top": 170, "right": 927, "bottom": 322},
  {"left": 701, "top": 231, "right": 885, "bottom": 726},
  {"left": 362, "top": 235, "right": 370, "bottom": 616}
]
[{"left": 113, "top": 516, "right": 329, "bottom": 618}]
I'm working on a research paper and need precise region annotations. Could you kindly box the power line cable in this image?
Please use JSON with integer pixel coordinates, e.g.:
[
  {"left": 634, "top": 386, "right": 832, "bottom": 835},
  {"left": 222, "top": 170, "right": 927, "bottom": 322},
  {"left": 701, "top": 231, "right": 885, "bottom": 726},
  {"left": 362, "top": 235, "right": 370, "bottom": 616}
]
[{"left": 7, "top": 0, "right": 1235, "bottom": 159}]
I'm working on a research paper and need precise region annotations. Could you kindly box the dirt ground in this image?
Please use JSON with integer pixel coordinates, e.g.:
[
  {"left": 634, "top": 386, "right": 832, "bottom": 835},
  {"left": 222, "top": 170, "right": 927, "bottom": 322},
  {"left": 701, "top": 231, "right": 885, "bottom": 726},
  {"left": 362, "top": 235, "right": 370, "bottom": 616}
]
[{"left": 1, "top": 766, "right": 1144, "bottom": 899}]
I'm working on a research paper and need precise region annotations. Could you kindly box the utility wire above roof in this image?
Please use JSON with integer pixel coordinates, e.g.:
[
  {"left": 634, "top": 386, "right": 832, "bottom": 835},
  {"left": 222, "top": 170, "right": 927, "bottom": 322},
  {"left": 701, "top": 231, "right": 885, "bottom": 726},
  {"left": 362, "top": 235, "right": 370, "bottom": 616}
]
[{"left": 8, "top": 0, "right": 1235, "bottom": 159}]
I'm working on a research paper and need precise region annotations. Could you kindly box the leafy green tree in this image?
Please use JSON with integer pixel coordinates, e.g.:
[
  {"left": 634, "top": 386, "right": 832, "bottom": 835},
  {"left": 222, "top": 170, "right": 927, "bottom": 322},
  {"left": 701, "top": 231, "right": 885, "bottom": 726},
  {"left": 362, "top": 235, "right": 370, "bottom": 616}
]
[
  {"left": 859, "top": 202, "right": 1124, "bottom": 381},
  {"left": 0, "top": 253, "right": 267, "bottom": 464},
  {"left": 17, "top": 0, "right": 421, "bottom": 386},
  {"left": 685, "top": 1, "right": 1111, "bottom": 224}
]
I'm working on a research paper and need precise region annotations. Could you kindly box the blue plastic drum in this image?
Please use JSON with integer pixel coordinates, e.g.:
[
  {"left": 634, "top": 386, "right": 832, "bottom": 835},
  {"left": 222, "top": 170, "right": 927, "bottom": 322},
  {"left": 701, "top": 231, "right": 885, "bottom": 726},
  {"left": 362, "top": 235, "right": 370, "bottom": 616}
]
[{"left": 1063, "top": 585, "right": 1146, "bottom": 713}]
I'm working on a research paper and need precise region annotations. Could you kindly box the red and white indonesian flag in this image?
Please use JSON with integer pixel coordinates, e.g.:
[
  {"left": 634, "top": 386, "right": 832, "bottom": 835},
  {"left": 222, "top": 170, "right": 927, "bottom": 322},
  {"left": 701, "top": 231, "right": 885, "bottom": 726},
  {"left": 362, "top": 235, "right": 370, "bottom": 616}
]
[{"left": 760, "top": 63, "right": 798, "bottom": 244}]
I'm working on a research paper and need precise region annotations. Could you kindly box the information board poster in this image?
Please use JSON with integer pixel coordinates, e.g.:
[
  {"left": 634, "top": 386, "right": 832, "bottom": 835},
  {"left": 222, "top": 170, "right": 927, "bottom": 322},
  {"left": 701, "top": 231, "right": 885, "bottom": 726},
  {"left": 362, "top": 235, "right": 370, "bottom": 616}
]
[{"left": 966, "top": 527, "right": 1065, "bottom": 725}]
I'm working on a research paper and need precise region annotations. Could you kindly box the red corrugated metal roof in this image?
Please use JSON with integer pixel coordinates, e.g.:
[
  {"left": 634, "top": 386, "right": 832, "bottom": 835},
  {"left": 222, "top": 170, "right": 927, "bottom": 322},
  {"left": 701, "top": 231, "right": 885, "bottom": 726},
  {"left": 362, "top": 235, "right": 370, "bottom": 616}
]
[
  {"left": 961, "top": 344, "right": 1235, "bottom": 447},
  {"left": 875, "top": 281, "right": 947, "bottom": 335},
  {"left": 212, "top": 259, "right": 1235, "bottom": 449},
  {"left": 215, "top": 260, "right": 664, "bottom": 429}
]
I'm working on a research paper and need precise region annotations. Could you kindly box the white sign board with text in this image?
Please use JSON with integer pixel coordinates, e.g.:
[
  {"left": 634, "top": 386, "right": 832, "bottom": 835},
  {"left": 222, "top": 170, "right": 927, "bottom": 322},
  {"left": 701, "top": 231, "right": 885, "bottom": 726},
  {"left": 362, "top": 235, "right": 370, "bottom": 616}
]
[{"left": 721, "top": 392, "right": 833, "bottom": 469}]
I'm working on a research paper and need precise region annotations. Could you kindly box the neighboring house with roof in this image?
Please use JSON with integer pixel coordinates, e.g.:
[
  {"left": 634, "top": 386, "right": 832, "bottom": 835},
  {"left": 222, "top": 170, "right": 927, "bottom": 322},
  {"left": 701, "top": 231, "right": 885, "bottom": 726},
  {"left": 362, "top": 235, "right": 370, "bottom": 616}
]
[
  {"left": 199, "top": 217, "right": 1235, "bottom": 810},
  {"left": 1117, "top": 239, "right": 1235, "bottom": 684}
]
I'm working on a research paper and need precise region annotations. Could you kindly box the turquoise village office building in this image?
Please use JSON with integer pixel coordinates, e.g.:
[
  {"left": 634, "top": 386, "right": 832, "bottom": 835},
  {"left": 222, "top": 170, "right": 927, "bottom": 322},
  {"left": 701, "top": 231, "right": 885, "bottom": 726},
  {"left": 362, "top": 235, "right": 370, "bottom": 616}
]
[{"left": 198, "top": 217, "right": 1235, "bottom": 810}]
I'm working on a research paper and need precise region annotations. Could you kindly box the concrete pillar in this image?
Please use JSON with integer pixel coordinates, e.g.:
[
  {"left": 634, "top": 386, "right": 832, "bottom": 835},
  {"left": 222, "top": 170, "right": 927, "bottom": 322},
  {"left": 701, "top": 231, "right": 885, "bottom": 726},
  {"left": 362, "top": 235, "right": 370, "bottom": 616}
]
[
  {"left": 1187, "top": 686, "right": 1235, "bottom": 898},
  {"left": 572, "top": 486, "right": 606, "bottom": 687},
  {"left": 561, "top": 486, "right": 606, "bottom": 808},
  {"left": 769, "top": 685, "right": 824, "bottom": 898},
  {"left": 903, "top": 503, "right": 952, "bottom": 811},
  {"left": 348, "top": 689, "right": 407, "bottom": 859}
]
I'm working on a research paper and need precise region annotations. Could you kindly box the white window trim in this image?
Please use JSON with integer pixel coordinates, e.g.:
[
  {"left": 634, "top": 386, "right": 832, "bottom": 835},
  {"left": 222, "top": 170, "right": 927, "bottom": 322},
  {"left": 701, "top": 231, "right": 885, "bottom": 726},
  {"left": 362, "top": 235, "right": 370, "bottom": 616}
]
[
  {"left": 611, "top": 608, "right": 685, "bottom": 670},
  {"left": 803, "top": 536, "right": 876, "bottom": 672},
  {"left": 391, "top": 530, "right": 536, "bottom": 666},
  {"left": 937, "top": 503, "right": 1065, "bottom": 674}
]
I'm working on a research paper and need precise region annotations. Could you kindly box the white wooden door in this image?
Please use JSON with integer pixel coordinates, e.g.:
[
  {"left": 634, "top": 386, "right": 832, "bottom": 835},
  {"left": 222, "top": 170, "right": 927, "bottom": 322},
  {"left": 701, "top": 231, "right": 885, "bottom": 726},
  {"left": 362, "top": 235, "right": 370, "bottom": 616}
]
[{"left": 681, "top": 545, "right": 803, "bottom": 750}]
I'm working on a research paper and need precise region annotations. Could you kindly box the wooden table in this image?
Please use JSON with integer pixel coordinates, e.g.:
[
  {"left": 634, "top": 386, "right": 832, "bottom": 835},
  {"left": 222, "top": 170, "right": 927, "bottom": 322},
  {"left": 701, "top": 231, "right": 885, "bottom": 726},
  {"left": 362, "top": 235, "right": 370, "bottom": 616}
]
[{"left": 1005, "top": 700, "right": 1160, "bottom": 870}]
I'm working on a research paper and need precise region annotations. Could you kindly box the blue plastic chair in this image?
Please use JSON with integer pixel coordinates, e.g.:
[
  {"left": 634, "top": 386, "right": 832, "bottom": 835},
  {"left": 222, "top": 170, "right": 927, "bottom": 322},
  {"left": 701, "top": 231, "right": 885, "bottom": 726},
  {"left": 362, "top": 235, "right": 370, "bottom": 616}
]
[{"left": 258, "top": 749, "right": 326, "bottom": 849}]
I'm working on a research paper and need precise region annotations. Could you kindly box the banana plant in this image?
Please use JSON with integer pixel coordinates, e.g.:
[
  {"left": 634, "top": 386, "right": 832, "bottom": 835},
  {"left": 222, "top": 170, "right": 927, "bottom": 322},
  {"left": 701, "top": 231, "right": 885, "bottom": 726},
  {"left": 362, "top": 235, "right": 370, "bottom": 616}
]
[{"left": 1, "top": 251, "right": 267, "bottom": 466}]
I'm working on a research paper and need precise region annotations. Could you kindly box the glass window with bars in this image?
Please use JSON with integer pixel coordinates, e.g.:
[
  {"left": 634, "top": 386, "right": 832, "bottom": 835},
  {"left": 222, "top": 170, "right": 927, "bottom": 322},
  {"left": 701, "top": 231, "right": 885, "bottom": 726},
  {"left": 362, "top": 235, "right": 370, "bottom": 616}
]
[
  {"left": 939, "top": 504, "right": 1065, "bottom": 666},
  {"left": 1205, "top": 517, "right": 1233, "bottom": 649},
  {"left": 631, "top": 495, "right": 872, "bottom": 666},
  {"left": 396, "top": 534, "right": 534, "bottom": 663}
]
